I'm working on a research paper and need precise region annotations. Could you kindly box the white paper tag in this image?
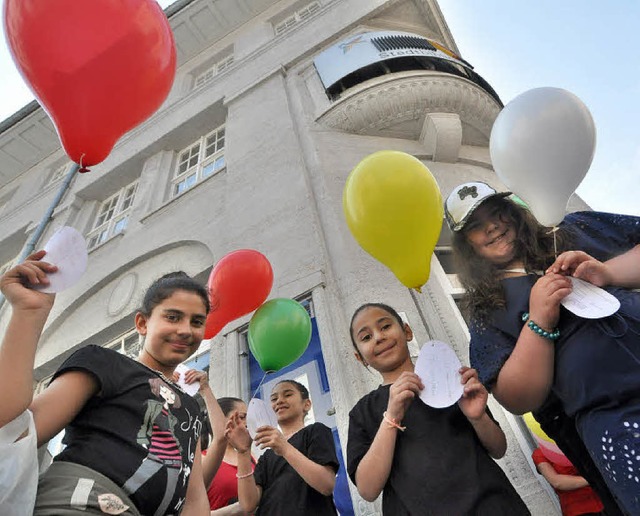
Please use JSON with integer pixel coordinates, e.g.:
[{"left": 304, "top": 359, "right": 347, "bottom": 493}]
[
  {"left": 415, "top": 340, "right": 463, "bottom": 408},
  {"left": 561, "top": 277, "right": 620, "bottom": 319},
  {"left": 174, "top": 363, "right": 200, "bottom": 397},
  {"left": 33, "top": 226, "right": 88, "bottom": 293},
  {"left": 246, "top": 398, "right": 278, "bottom": 439}
]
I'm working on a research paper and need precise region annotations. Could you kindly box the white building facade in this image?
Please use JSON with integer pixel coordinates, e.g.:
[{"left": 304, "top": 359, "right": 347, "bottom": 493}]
[{"left": 0, "top": 0, "right": 592, "bottom": 513}]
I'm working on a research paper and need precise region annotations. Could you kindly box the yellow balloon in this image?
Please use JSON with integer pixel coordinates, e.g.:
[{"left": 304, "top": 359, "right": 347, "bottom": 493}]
[
  {"left": 343, "top": 151, "right": 443, "bottom": 290},
  {"left": 522, "top": 412, "right": 555, "bottom": 444}
]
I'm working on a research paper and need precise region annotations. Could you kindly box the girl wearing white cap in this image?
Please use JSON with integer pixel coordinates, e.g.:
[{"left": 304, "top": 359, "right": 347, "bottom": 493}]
[{"left": 445, "top": 181, "right": 640, "bottom": 515}]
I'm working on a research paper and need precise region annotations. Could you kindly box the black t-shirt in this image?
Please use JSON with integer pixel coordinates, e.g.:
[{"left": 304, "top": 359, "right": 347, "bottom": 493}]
[
  {"left": 347, "top": 385, "right": 530, "bottom": 516},
  {"left": 254, "top": 422, "right": 339, "bottom": 515},
  {"left": 52, "top": 345, "right": 202, "bottom": 515}
]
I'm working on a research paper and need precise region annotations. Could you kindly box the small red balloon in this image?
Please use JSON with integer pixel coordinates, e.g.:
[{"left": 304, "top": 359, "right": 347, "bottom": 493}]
[
  {"left": 204, "top": 250, "right": 274, "bottom": 339},
  {"left": 3, "top": 0, "right": 176, "bottom": 168}
]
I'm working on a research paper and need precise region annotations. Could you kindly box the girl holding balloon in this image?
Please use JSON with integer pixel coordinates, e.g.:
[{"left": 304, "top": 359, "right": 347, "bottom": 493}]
[
  {"left": 0, "top": 252, "right": 211, "bottom": 515},
  {"left": 445, "top": 181, "right": 640, "bottom": 514},
  {"left": 346, "top": 302, "right": 529, "bottom": 515},
  {"left": 224, "top": 379, "right": 339, "bottom": 515}
]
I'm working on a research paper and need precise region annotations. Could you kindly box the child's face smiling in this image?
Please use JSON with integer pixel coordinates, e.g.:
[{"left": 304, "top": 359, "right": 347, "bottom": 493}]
[
  {"left": 352, "top": 306, "right": 412, "bottom": 374},
  {"left": 270, "top": 382, "right": 310, "bottom": 425},
  {"left": 464, "top": 202, "right": 518, "bottom": 266},
  {"left": 136, "top": 290, "right": 207, "bottom": 371}
]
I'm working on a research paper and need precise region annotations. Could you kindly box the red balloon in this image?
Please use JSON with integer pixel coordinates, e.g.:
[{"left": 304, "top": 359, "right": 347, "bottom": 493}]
[
  {"left": 205, "top": 250, "right": 274, "bottom": 339},
  {"left": 3, "top": 0, "right": 176, "bottom": 168}
]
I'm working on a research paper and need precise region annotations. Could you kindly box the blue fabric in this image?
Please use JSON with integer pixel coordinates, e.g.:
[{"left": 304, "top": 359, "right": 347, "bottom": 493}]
[{"left": 470, "top": 211, "right": 640, "bottom": 514}]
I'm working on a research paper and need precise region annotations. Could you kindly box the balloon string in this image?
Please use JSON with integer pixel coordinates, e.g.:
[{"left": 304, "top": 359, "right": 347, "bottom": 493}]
[
  {"left": 409, "top": 288, "right": 432, "bottom": 340},
  {"left": 250, "top": 370, "right": 274, "bottom": 400},
  {"left": 78, "top": 153, "right": 90, "bottom": 174},
  {"left": 547, "top": 226, "right": 560, "bottom": 258}
]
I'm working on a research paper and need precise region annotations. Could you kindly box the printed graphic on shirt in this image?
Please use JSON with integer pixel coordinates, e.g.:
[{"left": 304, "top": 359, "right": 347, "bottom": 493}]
[{"left": 125, "top": 377, "right": 187, "bottom": 514}]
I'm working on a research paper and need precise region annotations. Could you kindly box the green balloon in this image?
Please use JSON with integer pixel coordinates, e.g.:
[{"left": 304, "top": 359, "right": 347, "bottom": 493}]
[{"left": 248, "top": 298, "right": 312, "bottom": 372}]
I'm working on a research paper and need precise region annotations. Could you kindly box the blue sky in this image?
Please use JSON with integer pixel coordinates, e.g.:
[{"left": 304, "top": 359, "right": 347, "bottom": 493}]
[
  {"left": 437, "top": 1, "right": 640, "bottom": 216},
  {"left": 1, "top": 1, "right": 638, "bottom": 216}
]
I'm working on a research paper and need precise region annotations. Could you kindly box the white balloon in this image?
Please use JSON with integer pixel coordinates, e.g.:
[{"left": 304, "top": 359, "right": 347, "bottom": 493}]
[{"left": 490, "top": 87, "right": 596, "bottom": 226}]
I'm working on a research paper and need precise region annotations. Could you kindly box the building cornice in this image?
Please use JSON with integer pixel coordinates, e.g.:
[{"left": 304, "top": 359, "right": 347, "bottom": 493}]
[{"left": 317, "top": 70, "right": 501, "bottom": 144}]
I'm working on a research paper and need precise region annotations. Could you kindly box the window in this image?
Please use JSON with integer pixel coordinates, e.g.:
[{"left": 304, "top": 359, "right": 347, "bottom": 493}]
[
  {"left": 194, "top": 55, "right": 235, "bottom": 89},
  {"left": 274, "top": 1, "right": 320, "bottom": 35},
  {"left": 172, "top": 126, "right": 226, "bottom": 197},
  {"left": 105, "top": 328, "right": 141, "bottom": 359},
  {"left": 87, "top": 181, "right": 138, "bottom": 250}
]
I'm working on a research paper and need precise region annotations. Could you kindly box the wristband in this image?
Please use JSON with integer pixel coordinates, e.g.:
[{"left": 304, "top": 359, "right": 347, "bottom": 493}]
[
  {"left": 382, "top": 411, "right": 406, "bottom": 432},
  {"left": 236, "top": 471, "right": 254, "bottom": 479},
  {"left": 521, "top": 312, "right": 560, "bottom": 341}
]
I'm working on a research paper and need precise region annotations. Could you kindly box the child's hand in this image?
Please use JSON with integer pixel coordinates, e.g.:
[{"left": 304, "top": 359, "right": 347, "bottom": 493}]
[
  {"left": 547, "top": 250, "right": 612, "bottom": 287},
  {"left": 529, "top": 273, "right": 572, "bottom": 330},
  {"left": 0, "top": 250, "right": 57, "bottom": 312},
  {"left": 457, "top": 367, "right": 487, "bottom": 421},
  {"left": 225, "top": 411, "right": 252, "bottom": 453},
  {"left": 386, "top": 371, "right": 424, "bottom": 422},
  {"left": 184, "top": 369, "right": 210, "bottom": 393},
  {"left": 254, "top": 426, "right": 290, "bottom": 456}
]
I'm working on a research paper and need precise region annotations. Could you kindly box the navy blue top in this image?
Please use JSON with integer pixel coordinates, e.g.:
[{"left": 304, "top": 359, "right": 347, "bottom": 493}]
[{"left": 470, "top": 211, "right": 640, "bottom": 416}]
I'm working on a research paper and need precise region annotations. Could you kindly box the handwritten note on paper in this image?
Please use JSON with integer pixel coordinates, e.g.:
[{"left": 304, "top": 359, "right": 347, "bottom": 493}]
[
  {"left": 33, "top": 226, "right": 88, "bottom": 293},
  {"left": 174, "top": 363, "right": 200, "bottom": 396},
  {"left": 246, "top": 398, "right": 278, "bottom": 439},
  {"left": 561, "top": 277, "right": 620, "bottom": 319},
  {"left": 415, "top": 341, "right": 463, "bottom": 408}
]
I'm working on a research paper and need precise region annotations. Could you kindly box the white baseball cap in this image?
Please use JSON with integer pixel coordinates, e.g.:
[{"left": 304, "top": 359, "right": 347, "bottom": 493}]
[{"left": 444, "top": 181, "right": 511, "bottom": 232}]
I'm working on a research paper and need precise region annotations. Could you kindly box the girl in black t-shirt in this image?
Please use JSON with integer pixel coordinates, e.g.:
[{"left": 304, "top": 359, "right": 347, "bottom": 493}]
[
  {"left": 225, "top": 379, "right": 339, "bottom": 515},
  {"left": 0, "top": 252, "right": 211, "bottom": 515},
  {"left": 347, "top": 303, "right": 529, "bottom": 515}
]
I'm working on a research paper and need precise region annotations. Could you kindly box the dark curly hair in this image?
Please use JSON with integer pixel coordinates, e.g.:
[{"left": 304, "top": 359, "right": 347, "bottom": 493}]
[{"left": 452, "top": 196, "right": 573, "bottom": 321}]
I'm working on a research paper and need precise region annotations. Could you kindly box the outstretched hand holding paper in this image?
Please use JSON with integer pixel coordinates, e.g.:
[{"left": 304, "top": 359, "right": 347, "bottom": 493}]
[{"left": 32, "top": 227, "right": 88, "bottom": 294}]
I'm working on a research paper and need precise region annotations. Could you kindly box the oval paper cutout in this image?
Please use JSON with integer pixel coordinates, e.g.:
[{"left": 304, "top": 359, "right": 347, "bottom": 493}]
[
  {"left": 246, "top": 398, "right": 278, "bottom": 439},
  {"left": 561, "top": 277, "right": 620, "bottom": 319},
  {"left": 34, "top": 226, "right": 88, "bottom": 293},
  {"left": 415, "top": 340, "right": 463, "bottom": 408}
]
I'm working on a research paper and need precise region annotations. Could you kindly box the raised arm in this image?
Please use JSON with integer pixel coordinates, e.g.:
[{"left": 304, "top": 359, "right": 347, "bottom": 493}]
[
  {"left": 184, "top": 369, "right": 227, "bottom": 487},
  {"left": 0, "top": 251, "right": 56, "bottom": 428},
  {"left": 457, "top": 367, "right": 506, "bottom": 459},
  {"left": 492, "top": 273, "right": 572, "bottom": 414},
  {"left": 225, "top": 413, "right": 261, "bottom": 513},
  {"left": 354, "top": 371, "right": 423, "bottom": 501},
  {"left": 181, "top": 440, "right": 211, "bottom": 515}
]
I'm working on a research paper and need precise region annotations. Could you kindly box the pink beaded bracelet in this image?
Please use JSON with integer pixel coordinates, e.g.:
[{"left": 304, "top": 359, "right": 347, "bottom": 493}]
[
  {"left": 236, "top": 471, "right": 254, "bottom": 479},
  {"left": 383, "top": 411, "right": 406, "bottom": 432}
]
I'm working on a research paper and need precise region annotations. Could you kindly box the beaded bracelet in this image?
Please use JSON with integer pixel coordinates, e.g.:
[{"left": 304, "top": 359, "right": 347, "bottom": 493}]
[
  {"left": 521, "top": 312, "right": 560, "bottom": 340},
  {"left": 382, "top": 411, "right": 406, "bottom": 432},
  {"left": 236, "top": 471, "right": 254, "bottom": 479}
]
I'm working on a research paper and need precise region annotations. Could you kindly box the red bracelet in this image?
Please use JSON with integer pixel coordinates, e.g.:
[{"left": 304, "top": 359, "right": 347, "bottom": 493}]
[{"left": 382, "top": 411, "right": 406, "bottom": 432}]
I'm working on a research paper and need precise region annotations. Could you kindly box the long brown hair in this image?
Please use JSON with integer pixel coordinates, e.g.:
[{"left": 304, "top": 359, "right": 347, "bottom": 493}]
[{"left": 452, "top": 196, "right": 573, "bottom": 321}]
